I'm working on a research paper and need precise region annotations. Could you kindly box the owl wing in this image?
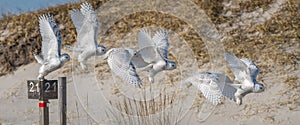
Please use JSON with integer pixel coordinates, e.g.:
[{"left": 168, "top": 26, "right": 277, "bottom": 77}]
[
  {"left": 71, "top": 2, "right": 98, "bottom": 50},
  {"left": 222, "top": 79, "right": 237, "bottom": 101},
  {"left": 137, "top": 29, "right": 161, "bottom": 63},
  {"left": 186, "top": 72, "right": 239, "bottom": 104},
  {"left": 152, "top": 29, "right": 169, "bottom": 59},
  {"left": 39, "top": 14, "right": 61, "bottom": 60},
  {"left": 185, "top": 72, "right": 224, "bottom": 105},
  {"left": 125, "top": 48, "right": 149, "bottom": 68},
  {"left": 207, "top": 72, "right": 238, "bottom": 101},
  {"left": 107, "top": 48, "right": 142, "bottom": 87},
  {"left": 225, "top": 52, "right": 252, "bottom": 84},
  {"left": 69, "top": 9, "right": 84, "bottom": 34},
  {"left": 131, "top": 52, "right": 149, "bottom": 68},
  {"left": 240, "top": 58, "right": 260, "bottom": 80}
]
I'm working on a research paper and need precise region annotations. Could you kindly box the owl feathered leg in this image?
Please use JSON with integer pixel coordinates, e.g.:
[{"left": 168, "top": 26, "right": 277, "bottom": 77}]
[
  {"left": 148, "top": 69, "right": 161, "bottom": 83},
  {"left": 140, "top": 64, "right": 153, "bottom": 72},
  {"left": 149, "top": 75, "right": 154, "bottom": 83},
  {"left": 38, "top": 74, "right": 45, "bottom": 79},
  {"left": 234, "top": 89, "right": 244, "bottom": 105},
  {"left": 80, "top": 62, "right": 88, "bottom": 70},
  {"left": 38, "top": 67, "right": 46, "bottom": 79},
  {"left": 33, "top": 52, "right": 44, "bottom": 64},
  {"left": 148, "top": 62, "right": 165, "bottom": 83},
  {"left": 78, "top": 52, "right": 88, "bottom": 70},
  {"left": 138, "top": 64, "right": 155, "bottom": 82}
]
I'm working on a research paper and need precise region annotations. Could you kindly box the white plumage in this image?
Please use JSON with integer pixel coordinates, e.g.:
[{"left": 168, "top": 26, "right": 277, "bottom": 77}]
[
  {"left": 33, "top": 14, "right": 70, "bottom": 79},
  {"left": 185, "top": 72, "right": 225, "bottom": 105},
  {"left": 66, "top": 2, "right": 106, "bottom": 70},
  {"left": 104, "top": 48, "right": 142, "bottom": 87},
  {"left": 132, "top": 29, "right": 176, "bottom": 83},
  {"left": 224, "top": 52, "right": 264, "bottom": 105},
  {"left": 185, "top": 53, "right": 264, "bottom": 105},
  {"left": 185, "top": 72, "right": 238, "bottom": 105}
]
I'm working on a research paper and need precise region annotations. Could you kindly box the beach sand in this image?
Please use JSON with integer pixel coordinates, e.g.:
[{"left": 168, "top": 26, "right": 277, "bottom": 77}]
[
  {"left": 0, "top": 0, "right": 299, "bottom": 124},
  {"left": 0, "top": 59, "right": 299, "bottom": 125}
]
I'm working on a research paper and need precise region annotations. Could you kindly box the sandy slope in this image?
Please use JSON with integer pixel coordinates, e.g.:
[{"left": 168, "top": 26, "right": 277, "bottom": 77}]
[
  {"left": 0, "top": 61, "right": 299, "bottom": 125},
  {"left": 0, "top": 0, "right": 299, "bottom": 124},
  {"left": 0, "top": 63, "right": 94, "bottom": 125}
]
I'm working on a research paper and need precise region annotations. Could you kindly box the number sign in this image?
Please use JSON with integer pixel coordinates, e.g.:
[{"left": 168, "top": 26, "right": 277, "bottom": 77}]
[{"left": 27, "top": 80, "right": 58, "bottom": 99}]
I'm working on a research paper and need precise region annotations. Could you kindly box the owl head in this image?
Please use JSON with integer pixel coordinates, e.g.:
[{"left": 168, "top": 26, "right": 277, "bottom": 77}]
[
  {"left": 96, "top": 45, "right": 106, "bottom": 55},
  {"left": 60, "top": 53, "right": 71, "bottom": 63},
  {"left": 165, "top": 60, "right": 176, "bottom": 70},
  {"left": 253, "top": 82, "right": 264, "bottom": 93}
]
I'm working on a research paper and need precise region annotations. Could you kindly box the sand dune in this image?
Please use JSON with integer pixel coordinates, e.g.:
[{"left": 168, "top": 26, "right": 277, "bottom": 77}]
[
  {"left": 0, "top": 60, "right": 299, "bottom": 124},
  {"left": 0, "top": 0, "right": 299, "bottom": 124}
]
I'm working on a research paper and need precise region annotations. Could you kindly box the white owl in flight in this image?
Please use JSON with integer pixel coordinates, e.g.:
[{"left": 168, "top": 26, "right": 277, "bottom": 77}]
[
  {"left": 66, "top": 2, "right": 106, "bottom": 70},
  {"left": 132, "top": 29, "right": 176, "bottom": 83},
  {"left": 33, "top": 14, "right": 70, "bottom": 79},
  {"left": 104, "top": 48, "right": 142, "bottom": 87},
  {"left": 185, "top": 53, "right": 264, "bottom": 105},
  {"left": 224, "top": 52, "right": 265, "bottom": 105}
]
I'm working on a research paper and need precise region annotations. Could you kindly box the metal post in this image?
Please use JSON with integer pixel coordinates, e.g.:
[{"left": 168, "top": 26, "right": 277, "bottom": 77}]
[
  {"left": 59, "top": 77, "right": 67, "bottom": 125},
  {"left": 39, "top": 78, "right": 49, "bottom": 125}
]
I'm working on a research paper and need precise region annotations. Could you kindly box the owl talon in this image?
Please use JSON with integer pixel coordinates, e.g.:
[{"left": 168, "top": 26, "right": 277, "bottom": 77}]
[
  {"left": 149, "top": 77, "right": 154, "bottom": 83},
  {"left": 236, "top": 98, "right": 242, "bottom": 105},
  {"left": 80, "top": 63, "right": 88, "bottom": 71},
  {"left": 38, "top": 74, "right": 44, "bottom": 80}
]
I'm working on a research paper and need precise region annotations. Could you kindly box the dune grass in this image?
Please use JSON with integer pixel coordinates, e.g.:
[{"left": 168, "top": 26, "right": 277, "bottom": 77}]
[
  {"left": 0, "top": 0, "right": 298, "bottom": 124},
  {"left": 0, "top": 0, "right": 298, "bottom": 78}
]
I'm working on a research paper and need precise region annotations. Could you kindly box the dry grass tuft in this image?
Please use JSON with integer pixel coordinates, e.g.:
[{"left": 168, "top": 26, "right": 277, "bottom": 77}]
[
  {"left": 284, "top": 76, "right": 299, "bottom": 88},
  {"left": 0, "top": 0, "right": 298, "bottom": 78},
  {"left": 105, "top": 87, "right": 183, "bottom": 125},
  {"left": 0, "top": 0, "right": 299, "bottom": 124}
]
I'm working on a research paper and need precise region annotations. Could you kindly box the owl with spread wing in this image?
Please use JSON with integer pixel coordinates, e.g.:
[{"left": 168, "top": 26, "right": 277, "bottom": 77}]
[
  {"left": 66, "top": 2, "right": 106, "bottom": 70},
  {"left": 33, "top": 14, "right": 70, "bottom": 79},
  {"left": 131, "top": 29, "right": 176, "bottom": 83}
]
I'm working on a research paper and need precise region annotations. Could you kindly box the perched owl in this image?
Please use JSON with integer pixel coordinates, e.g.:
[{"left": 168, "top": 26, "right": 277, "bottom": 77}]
[{"left": 33, "top": 14, "right": 70, "bottom": 79}]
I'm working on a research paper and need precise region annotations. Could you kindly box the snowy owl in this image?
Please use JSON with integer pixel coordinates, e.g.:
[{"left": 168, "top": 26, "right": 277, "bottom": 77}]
[
  {"left": 104, "top": 48, "right": 142, "bottom": 87},
  {"left": 185, "top": 53, "right": 264, "bottom": 105},
  {"left": 132, "top": 29, "right": 176, "bottom": 83},
  {"left": 224, "top": 52, "right": 264, "bottom": 105},
  {"left": 66, "top": 2, "right": 106, "bottom": 70},
  {"left": 33, "top": 14, "right": 70, "bottom": 79}
]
